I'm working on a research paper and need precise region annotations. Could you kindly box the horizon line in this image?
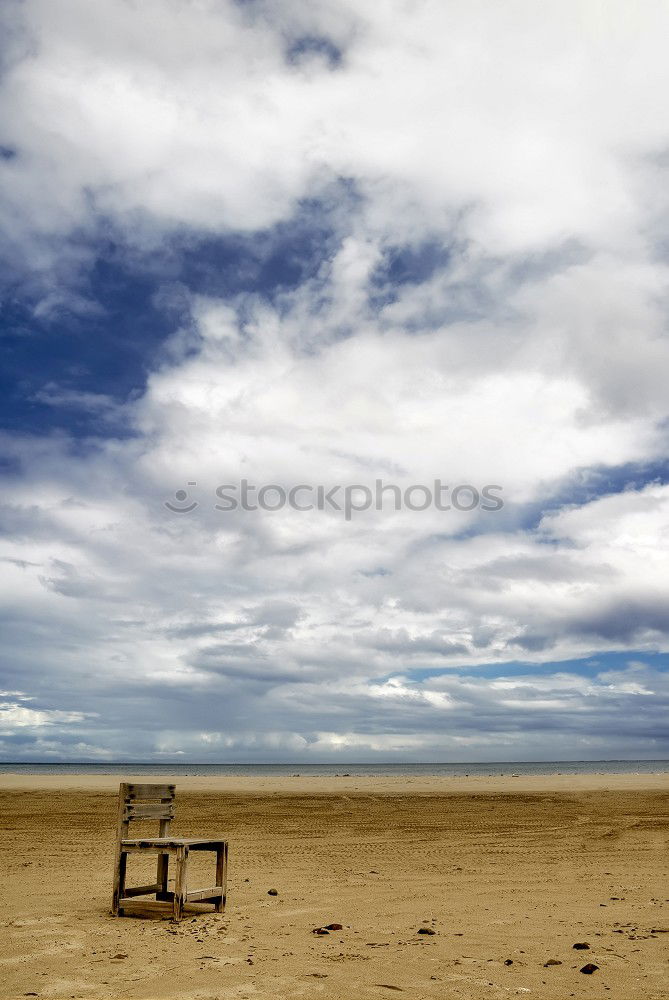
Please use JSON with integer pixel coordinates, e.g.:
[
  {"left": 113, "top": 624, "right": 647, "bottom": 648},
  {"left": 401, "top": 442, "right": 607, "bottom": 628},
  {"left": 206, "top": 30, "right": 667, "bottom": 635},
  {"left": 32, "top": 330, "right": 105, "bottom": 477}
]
[{"left": 1, "top": 757, "right": 669, "bottom": 766}]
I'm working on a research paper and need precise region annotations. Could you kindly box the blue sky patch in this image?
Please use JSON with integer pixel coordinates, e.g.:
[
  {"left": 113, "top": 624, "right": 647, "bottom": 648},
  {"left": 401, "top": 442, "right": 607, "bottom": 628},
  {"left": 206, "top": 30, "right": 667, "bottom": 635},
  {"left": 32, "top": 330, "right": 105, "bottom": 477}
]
[
  {"left": 402, "top": 650, "right": 668, "bottom": 683},
  {"left": 0, "top": 195, "right": 350, "bottom": 437},
  {"left": 285, "top": 35, "right": 343, "bottom": 68}
]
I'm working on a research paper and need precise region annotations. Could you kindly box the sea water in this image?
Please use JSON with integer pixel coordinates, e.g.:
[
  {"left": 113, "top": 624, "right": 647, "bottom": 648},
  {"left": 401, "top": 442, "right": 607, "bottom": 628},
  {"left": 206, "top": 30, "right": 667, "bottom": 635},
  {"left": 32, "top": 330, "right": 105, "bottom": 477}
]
[{"left": 0, "top": 759, "right": 667, "bottom": 776}]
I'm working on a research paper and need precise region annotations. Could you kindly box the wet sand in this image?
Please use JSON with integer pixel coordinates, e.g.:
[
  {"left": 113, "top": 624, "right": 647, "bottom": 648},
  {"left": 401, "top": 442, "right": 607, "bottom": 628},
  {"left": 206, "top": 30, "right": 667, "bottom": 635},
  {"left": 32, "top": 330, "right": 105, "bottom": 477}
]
[{"left": 1, "top": 773, "right": 668, "bottom": 999}]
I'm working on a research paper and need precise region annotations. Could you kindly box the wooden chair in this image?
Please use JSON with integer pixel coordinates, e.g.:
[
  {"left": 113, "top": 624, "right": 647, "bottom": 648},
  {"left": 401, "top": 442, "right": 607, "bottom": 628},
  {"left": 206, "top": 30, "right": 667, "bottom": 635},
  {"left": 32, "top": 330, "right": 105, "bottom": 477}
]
[{"left": 111, "top": 782, "right": 228, "bottom": 922}]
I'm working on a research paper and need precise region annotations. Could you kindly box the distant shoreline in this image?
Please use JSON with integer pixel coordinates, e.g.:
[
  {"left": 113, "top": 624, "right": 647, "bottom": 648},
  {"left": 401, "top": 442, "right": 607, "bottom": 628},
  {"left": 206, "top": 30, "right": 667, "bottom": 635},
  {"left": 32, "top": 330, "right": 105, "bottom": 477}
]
[{"left": 2, "top": 771, "right": 669, "bottom": 796}]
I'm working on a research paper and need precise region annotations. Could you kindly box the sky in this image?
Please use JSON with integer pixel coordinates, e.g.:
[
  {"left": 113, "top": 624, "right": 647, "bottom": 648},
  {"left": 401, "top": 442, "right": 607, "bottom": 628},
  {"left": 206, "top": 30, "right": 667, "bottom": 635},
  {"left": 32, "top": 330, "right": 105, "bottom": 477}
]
[{"left": 1, "top": 0, "right": 669, "bottom": 763}]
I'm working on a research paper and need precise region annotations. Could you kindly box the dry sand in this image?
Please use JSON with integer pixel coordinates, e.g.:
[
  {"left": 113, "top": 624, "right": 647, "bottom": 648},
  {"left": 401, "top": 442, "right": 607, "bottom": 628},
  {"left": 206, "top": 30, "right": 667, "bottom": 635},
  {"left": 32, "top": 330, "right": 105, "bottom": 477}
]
[{"left": 1, "top": 772, "right": 668, "bottom": 999}]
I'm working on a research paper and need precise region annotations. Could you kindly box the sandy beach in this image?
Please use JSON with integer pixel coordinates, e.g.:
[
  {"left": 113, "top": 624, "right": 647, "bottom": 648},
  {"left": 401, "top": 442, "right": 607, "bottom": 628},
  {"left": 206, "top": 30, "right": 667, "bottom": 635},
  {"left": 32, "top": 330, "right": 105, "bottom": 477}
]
[{"left": 1, "top": 773, "right": 668, "bottom": 999}]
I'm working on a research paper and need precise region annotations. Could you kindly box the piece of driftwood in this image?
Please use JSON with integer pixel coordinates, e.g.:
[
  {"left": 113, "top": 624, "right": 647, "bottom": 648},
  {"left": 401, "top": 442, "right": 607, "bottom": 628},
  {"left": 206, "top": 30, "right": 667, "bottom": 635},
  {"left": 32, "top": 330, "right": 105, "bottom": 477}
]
[{"left": 111, "top": 782, "right": 228, "bottom": 922}]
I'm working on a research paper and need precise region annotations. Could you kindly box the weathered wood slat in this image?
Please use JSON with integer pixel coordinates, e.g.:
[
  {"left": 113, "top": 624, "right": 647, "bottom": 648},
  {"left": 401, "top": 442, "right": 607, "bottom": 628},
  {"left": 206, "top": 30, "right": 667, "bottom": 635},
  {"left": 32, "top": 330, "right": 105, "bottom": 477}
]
[
  {"left": 186, "top": 887, "right": 224, "bottom": 902},
  {"left": 215, "top": 842, "right": 227, "bottom": 913},
  {"left": 121, "top": 837, "right": 224, "bottom": 847},
  {"left": 173, "top": 845, "right": 187, "bottom": 921},
  {"left": 121, "top": 843, "right": 179, "bottom": 854},
  {"left": 125, "top": 783, "right": 175, "bottom": 800},
  {"left": 156, "top": 821, "right": 169, "bottom": 900},
  {"left": 111, "top": 784, "right": 130, "bottom": 915},
  {"left": 124, "top": 803, "right": 175, "bottom": 820},
  {"left": 122, "top": 883, "right": 161, "bottom": 897},
  {"left": 119, "top": 898, "right": 174, "bottom": 909}
]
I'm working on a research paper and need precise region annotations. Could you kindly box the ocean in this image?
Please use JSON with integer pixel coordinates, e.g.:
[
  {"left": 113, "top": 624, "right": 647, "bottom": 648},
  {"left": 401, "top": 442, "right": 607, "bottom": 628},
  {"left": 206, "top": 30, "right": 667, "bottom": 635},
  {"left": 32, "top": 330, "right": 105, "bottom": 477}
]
[{"left": 0, "top": 759, "right": 668, "bottom": 777}]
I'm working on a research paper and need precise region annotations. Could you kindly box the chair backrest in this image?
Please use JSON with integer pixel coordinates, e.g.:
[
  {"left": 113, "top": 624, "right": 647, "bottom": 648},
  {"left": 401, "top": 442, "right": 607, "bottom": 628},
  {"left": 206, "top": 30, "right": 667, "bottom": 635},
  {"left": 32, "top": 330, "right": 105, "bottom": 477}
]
[{"left": 115, "top": 782, "right": 176, "bottom": 847}]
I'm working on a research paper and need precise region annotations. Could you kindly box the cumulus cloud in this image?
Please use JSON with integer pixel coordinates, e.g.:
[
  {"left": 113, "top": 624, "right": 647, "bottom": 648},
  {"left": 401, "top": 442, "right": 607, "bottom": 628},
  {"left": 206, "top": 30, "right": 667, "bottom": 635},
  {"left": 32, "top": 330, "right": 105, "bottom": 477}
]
[{"left": 1, "top": 0, "right": 669, "bottom": 760}]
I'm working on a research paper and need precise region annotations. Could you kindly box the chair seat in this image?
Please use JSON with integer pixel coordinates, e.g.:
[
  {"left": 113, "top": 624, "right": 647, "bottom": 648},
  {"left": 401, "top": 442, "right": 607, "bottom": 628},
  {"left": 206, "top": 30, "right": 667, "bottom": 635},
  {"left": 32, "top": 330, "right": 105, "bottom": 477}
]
[{"left": 121, "top": 836, "right": 226, "bottom": 849}]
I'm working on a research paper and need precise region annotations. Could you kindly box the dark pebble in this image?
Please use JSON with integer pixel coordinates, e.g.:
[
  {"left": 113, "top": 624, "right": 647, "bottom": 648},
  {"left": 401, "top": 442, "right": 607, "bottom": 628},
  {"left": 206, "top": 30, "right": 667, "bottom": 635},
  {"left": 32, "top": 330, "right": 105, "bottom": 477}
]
[
  {"left": 417, "top": 928, "right": 436, "bottom": 935},
  {"left": 544, "top": 959, "right": 562, "bottom": 966},
  {"left": 580, "top": 964, "right": 599, "bottom": 975},
  {"left": 268, "top": 889, "right": 278, "bottom": 896},
  {"left": 324, "top": 923, "right": 343, "bottom": 930},
  {"left": 573, "top": 942, "right": 590, "bottom": 950}
]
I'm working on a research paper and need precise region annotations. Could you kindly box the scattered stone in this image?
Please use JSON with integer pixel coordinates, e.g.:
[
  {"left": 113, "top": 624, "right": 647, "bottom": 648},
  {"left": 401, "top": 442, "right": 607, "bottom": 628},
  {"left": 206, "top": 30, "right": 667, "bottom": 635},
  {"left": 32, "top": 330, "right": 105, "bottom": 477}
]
[
  {"left": 504, "top": 959, "right": 513, "bottom": 965},
  {"left": 417, "top": 928, "right": 436, "bottom": 935},
  {"left": 580, "top": 963, "right": 599, "bottom": 975},
  {"left": 313, "top": 928, "right": 330, "bottom": 935},
  {"left": 544, "top": 959, "right": 562, "bottom": 966},
  {"left": 374, "top": 986, "right": 403, "bottom": 992},
  {"left": 324, "top": 923, "right": 343, "bottom": 930},
  {"left": 268, "top": 889, "right": 278, "bottom": 896},
  {"left": 307, "top": 973, "right": 328, "bottom": 978},
  {"left": 651, "top": 928, "right": 669, "bottom": 933},
  {"left": 111, "top": 954, "right": 128, "bottom": 960},
  {"left": 572, "top": 942, "right": 590, "bottom": 950}
]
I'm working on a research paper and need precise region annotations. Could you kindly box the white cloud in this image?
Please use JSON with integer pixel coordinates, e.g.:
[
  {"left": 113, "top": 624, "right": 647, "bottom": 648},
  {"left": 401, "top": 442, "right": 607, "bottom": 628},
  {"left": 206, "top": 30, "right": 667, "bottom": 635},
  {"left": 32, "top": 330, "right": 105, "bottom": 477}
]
[
  {"left": 1, "top": 0, "right": 669, "bottom": 253},
  {"left": 2, "top": 0, "right": 669, "bottom": 759},
  {"left": 0, "top": 698, "right": 91, "bottom": 729}
]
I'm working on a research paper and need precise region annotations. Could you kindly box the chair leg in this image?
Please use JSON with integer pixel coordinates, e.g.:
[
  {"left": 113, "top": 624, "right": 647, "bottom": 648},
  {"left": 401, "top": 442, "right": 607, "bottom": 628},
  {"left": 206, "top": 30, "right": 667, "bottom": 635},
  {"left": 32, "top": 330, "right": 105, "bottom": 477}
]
[
  {"left": 214, "top": 843, "right": 228, "bottom": 913},
  {"left": 173, "top": 846, "right": 188, "bottom": 922},
  {"left": 112, "top": 851, "right": 127, "bottom": 916},
  {"left": 156, "top": 851, "right": 169, "bottom": 901}
]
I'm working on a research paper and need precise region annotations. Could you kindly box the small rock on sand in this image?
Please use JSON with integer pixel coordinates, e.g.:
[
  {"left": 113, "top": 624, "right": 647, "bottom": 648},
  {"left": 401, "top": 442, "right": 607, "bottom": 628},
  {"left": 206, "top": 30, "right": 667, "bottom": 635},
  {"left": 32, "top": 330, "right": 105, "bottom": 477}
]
[
  {"left": 267, "top": 889, "right": 278, "bottom": 896},
  {"left": 572, "top": 942, "right": 590, "bottom": 950},
  {"left": 580, "top": 963, "right": 599, "bottom": 974},
  {"left": 417, "top": 928, "right": 436, "bottom": 935},
  {"left": 544, "top": 959, "right": 562, "bottom": 966}
]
